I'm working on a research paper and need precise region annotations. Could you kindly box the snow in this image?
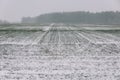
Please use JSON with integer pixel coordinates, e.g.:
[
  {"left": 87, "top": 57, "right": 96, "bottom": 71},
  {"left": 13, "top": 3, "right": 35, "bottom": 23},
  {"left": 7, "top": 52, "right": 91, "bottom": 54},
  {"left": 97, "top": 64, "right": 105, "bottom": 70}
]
[{"left": 0, "top": 24, "right": 120, "bottom": 80}]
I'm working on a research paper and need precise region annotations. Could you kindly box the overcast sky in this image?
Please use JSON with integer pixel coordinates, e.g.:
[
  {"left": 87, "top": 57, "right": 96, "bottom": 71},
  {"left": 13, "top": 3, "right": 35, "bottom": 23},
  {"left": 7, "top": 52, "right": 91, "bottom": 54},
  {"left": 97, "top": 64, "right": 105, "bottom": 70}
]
[{"left": 0, "top": 0, "right": 120, "bottom": 22}]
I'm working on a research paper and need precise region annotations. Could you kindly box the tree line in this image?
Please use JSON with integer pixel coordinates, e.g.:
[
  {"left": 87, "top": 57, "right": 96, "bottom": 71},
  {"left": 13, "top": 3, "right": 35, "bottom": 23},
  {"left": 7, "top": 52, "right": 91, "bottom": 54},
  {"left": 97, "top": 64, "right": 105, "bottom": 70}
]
[{"left": 21, "top": 11, "right": 120, "bottom": 25}]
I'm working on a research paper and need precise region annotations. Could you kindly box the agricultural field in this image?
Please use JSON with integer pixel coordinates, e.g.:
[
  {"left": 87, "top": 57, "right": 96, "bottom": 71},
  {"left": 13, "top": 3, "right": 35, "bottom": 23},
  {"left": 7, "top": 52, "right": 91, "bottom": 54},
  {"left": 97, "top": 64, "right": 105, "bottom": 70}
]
[{"left": 0, "top": 24, "right": 120, "bottom": 80}]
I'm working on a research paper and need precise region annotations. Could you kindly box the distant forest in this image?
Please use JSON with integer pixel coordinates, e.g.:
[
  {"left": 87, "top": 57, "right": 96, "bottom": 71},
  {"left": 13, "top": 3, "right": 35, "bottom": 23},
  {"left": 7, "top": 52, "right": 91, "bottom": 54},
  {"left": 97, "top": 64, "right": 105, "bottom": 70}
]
[
  {"left": 0, "top": 20, "right": 9, "bottom": 24},
  {"left": 22, "top": 11, "right": 120, "bottom": 25}
]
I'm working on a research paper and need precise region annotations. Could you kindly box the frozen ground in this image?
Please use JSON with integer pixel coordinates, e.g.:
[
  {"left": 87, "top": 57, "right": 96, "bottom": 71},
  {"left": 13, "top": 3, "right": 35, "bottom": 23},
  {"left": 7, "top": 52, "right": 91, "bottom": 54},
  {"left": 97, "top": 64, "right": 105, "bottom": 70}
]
[{"left": 0, "top": 24, "right": 120, "bottom": 80}]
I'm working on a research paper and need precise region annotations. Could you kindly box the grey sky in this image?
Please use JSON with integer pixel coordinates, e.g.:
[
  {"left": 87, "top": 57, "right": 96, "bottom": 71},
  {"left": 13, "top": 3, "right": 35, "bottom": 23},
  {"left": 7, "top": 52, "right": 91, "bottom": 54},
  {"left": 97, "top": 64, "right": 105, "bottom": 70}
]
[{"left": 0, "top": 0, "right": 120, "bottom": 22}]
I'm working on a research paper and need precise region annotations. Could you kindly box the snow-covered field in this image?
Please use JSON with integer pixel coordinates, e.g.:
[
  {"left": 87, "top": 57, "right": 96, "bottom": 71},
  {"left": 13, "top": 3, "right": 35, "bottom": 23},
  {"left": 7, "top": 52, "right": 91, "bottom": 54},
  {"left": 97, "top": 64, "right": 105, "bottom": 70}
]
[{"left": 0, "top": 24, "right": 120, "bottom": 80}]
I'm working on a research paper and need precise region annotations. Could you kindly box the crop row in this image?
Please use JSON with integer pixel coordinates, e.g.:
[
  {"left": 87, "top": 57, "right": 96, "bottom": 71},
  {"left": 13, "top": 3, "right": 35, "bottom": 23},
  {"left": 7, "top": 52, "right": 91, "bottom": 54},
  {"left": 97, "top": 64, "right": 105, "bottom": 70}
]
[{"left": 80, "top": 31, "right": 120, "bottom": 44}]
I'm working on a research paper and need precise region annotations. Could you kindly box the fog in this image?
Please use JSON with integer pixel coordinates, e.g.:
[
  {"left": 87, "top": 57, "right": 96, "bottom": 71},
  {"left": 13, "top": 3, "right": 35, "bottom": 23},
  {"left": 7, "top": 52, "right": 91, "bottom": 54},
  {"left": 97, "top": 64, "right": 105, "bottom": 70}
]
[{"left": 0, "top": 0, "right": 120, "bottom": 22}]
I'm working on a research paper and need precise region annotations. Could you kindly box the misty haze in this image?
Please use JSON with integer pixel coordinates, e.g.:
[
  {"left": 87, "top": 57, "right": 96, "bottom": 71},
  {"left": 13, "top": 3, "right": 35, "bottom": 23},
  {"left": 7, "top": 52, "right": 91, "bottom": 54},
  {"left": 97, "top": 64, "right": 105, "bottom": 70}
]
[{"left": 0, "top": 0, "right": 120, "bottom": 80}]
